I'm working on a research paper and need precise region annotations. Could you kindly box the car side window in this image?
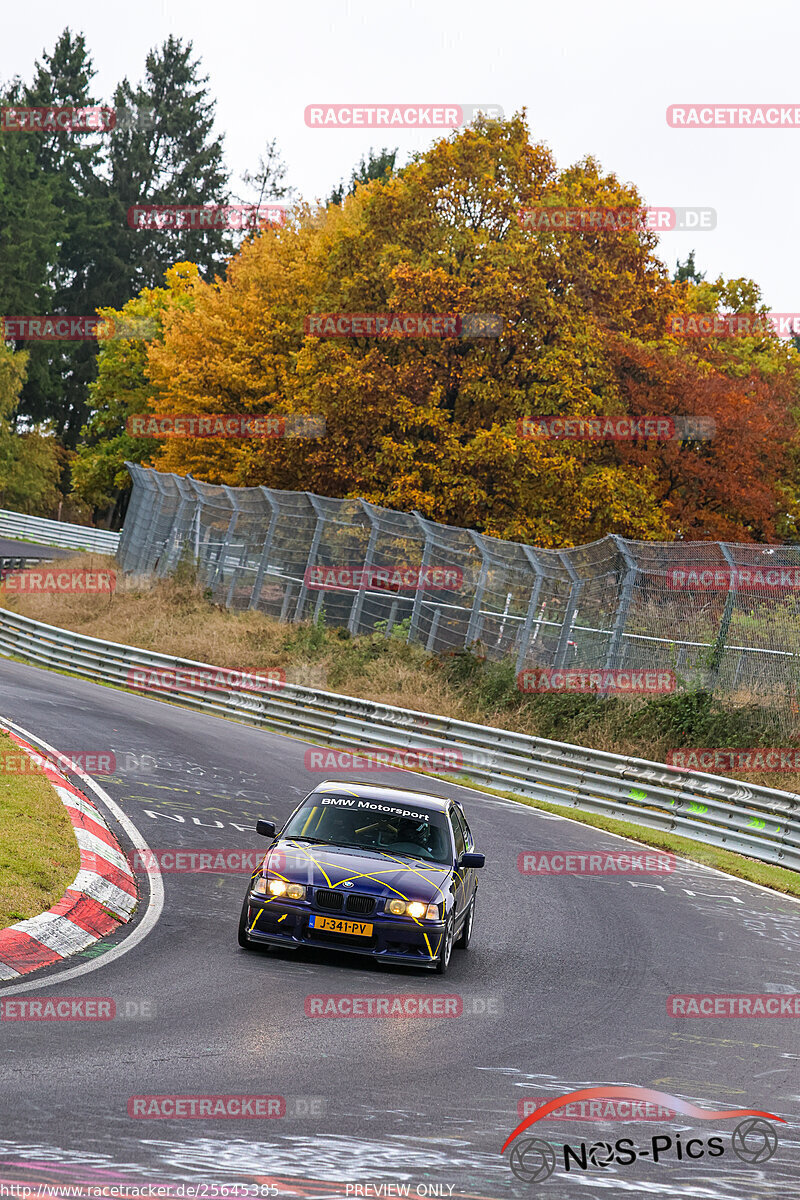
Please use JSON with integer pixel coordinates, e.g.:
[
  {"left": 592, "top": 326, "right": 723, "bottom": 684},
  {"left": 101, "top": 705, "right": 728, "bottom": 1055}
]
[
  {"left": 456, "top": 807, "right": 474, "bottom": 850},
  {"left": 450, "top": 808, "right": 466, "bottom": 859}
]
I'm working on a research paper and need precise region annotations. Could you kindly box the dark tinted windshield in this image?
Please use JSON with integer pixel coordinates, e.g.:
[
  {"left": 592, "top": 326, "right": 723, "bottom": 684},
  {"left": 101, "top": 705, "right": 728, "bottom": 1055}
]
[{"left": 283, "top": 794, "right": 452, "bottom": 864}]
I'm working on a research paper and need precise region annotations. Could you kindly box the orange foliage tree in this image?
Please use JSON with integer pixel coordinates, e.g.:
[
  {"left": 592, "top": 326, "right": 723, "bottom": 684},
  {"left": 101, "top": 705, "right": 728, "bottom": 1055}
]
[{"left": 137, "top": 113, "right": 799, "bottom": 546}]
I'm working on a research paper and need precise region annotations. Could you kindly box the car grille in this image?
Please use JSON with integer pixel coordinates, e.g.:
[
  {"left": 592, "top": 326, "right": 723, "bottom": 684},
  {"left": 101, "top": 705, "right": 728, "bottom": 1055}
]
[{"left": 314, "top": 888, "right": 375, "bottom": 915}]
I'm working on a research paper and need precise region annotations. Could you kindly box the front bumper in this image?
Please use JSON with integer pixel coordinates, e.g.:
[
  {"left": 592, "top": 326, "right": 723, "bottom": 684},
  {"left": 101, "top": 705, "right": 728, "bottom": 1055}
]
[{"left": 243, "top": 895, "right": 445, "bottom": 967}]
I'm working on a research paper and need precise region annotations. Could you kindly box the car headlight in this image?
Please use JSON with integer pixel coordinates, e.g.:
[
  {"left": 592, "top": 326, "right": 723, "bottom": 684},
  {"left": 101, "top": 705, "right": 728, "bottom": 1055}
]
[
  {"left": 386, "top": 899, "right": 441, "bottom": 920},
  {"left": 253, "top": 877, "right": 268, "bottom": 895},
  {"left": 262, "top": 878, "right": 305, "bottom": 899}
]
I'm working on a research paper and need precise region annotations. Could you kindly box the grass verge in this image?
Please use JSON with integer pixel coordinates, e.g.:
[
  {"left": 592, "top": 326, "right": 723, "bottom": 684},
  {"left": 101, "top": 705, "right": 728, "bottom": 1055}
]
[{"left": 0, "top": 728, "right": 81, "bottom": 929}]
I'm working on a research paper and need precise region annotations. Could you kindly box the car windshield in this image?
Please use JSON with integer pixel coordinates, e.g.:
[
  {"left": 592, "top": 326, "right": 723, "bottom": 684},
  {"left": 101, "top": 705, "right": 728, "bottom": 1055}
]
[{"left": 282, "top": 795, "right": 452, "bottom": 864}]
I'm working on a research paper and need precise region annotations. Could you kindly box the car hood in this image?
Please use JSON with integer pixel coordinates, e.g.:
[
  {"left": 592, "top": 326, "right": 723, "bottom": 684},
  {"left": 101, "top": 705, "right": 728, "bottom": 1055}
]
[{"left": 265, "top": 839, "right": 452, "bottom": 903}]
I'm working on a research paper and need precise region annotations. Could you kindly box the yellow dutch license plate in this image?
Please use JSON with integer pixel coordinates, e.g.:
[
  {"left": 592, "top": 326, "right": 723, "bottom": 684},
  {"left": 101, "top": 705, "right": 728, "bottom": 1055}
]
[{"left": 310, "top": 915, "right": 373, "bottom": 936}]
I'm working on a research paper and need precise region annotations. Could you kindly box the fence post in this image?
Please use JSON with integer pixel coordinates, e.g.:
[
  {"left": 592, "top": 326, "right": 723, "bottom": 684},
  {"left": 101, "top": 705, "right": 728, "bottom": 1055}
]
[
  {"left": 207, "top": 486, "right": 239, "bottom": 593},
  {"left": 553, "top": 552, "right": 582, "bottom": 668},
  {"left": 515, "top": 547, "right": 546, "bottom": 674},
  {"left": 407, "top": 512, "right": 435, "bottom": 645},
  {"left": 184, "top": 476, "right": 210, "bottom": 578},
  {"left": 125, "top": 468, "right": 161, "bottom": 574},
  {"left": 384, "top": 598, "right": 399, "bottom": 638},
  {"left": 293, "top": 494, "right": 326, "bottom": 622},
  {"left": 249, "top": 488, "right": 280, "bottom": 610},
  {"left": 162, "top": 475, "right": 195, "bottom": 575},
  {"left": 149, "top": 474, "right": 173, "bottom": 575},
  {"left": 348, "top": 501, "right": 380, "bottom": 635},
  {"left": 118, "top": 464, "right": 148, "bottom": 569},
  {"left": 465, "top": 533, "right": 490, "bottom": 647},
  {"left": 426, "top": 607, "right": 442, "bottom": 652},
  {"left": 710, "top": 543, "right": 737, "bottom": 686},
  {"left": 604, "top": 535, "right": 638, "bottom": 671}
]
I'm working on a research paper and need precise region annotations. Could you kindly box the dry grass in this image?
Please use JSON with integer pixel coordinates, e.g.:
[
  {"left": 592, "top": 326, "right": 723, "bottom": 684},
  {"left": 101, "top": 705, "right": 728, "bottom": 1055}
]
[{"left": 0, "top": 728, "right": 81, "bottom": 929}]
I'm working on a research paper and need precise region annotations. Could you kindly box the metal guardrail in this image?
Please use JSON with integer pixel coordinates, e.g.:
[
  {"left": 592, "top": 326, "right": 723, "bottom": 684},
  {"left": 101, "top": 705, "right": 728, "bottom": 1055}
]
[
  {"left": 0, "top": 556, "right": 51, "bottom": 577},
  {"left": 0, "top": 605, "right": 797, "bottom": 871},
  {"left": 0, "top": 509, "right": 120, "bottom": 554}
]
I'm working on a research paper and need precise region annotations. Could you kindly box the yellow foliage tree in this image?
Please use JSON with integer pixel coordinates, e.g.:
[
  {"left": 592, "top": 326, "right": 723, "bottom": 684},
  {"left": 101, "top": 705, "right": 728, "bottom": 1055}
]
[{"left": 143, "top": 114, "right": 789, "bottom": 545}]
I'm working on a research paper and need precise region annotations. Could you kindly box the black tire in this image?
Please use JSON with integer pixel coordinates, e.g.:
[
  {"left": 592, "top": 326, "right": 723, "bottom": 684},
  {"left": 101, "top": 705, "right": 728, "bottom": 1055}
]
[
  {"left": 434, "top": 913, "right": 455, "bottom": 974},
  {"left": 456, "top": 897, "right": 475, "bottom": 949},
  {"left": 238, "top": 894, "right": 259, "bottom": 951}
]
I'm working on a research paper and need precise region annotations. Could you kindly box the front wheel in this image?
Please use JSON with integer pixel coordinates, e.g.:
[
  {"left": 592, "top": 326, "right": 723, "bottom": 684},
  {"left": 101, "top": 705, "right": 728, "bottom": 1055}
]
[
  {"left": 238, "top": 895, "right": 259, "bottom": 951},
  {"left": 456, "top": 898, "right": 475, "bottom": 949},
  {"left": 434, "top": 914, "right": 455, "bottom": 974}
]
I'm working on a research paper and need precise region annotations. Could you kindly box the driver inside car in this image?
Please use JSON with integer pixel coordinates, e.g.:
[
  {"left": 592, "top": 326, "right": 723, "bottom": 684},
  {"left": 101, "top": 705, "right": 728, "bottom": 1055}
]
[{"left": 382, "top": 816, "right": 443, "bottom": 859}]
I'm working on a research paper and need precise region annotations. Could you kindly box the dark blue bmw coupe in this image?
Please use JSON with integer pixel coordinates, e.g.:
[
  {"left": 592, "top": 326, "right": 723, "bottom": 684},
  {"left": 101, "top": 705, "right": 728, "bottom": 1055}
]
[{"left": 237, "top": 780, "right": 485, "bottom": 973}]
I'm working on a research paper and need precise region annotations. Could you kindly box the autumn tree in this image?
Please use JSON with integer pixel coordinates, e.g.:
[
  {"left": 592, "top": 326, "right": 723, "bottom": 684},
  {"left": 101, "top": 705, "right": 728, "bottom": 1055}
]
[
  {"left": 138, "top": 114, "right": 799, "bottom": 547},
  {"left": 71, "top": 263, "right": 201, "bottom": 523},
  {"left": 0, "top": 346, "right": 61, "bottom": 514}
]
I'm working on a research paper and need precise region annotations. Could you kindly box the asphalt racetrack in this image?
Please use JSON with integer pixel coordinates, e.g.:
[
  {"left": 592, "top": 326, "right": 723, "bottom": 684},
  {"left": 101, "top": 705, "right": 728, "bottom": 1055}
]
[
  {"left": 1, "top": 656, "right": 799, "bottom": 1199},
  {"left": 0, "top": 538, "right": 76, "bottom": 559}
]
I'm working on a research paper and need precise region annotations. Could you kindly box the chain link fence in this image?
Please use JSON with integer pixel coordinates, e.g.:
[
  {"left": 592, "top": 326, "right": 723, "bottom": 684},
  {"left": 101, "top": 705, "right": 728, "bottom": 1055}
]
[{"left": 118, "top": 464, "right": 800, "bottom": 713}]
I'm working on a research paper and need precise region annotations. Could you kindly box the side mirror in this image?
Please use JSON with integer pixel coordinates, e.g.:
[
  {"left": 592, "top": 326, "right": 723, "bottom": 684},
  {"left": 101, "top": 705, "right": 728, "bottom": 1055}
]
[
  {"left": 459, "top": 852, "right": 485, "bottom": 869},
  {"left": 256, "top": 819, "right": 276, "bottom": 838}
]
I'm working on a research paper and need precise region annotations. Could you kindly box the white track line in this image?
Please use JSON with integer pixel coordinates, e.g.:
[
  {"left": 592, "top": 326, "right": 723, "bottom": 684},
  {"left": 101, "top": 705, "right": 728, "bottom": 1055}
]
[{"left": 0, "top": 715, "right": 164, "bottom": 994}]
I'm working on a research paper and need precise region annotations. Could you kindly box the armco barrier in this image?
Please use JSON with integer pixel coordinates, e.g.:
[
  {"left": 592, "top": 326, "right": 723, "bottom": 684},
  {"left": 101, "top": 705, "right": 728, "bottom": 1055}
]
[
  {"left": 0, "top": 509, "right": 119, "bottom": 554},
  {"left": 0, "top": 606, "right": 798, "bottom": 871}
]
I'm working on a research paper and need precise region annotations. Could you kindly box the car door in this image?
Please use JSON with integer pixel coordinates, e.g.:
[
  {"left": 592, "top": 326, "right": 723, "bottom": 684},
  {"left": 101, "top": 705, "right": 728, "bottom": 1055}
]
[
  {"left": 452, "top": 803, "right": 477, "bottom": 915},
  {"left": 447, "top": 804, "right": 468, "bottom": 928}
]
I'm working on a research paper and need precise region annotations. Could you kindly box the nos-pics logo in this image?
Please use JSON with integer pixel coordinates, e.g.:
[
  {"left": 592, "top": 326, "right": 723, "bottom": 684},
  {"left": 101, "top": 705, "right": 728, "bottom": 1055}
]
[{"left": 502, "top": 1086, "right": 783, "bottom": 1184}]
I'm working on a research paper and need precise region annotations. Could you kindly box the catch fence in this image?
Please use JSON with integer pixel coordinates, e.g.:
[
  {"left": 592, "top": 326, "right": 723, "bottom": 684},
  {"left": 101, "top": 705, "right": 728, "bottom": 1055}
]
[{"left": 117, "top": 464, "right": 800, "bottom": 714}]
